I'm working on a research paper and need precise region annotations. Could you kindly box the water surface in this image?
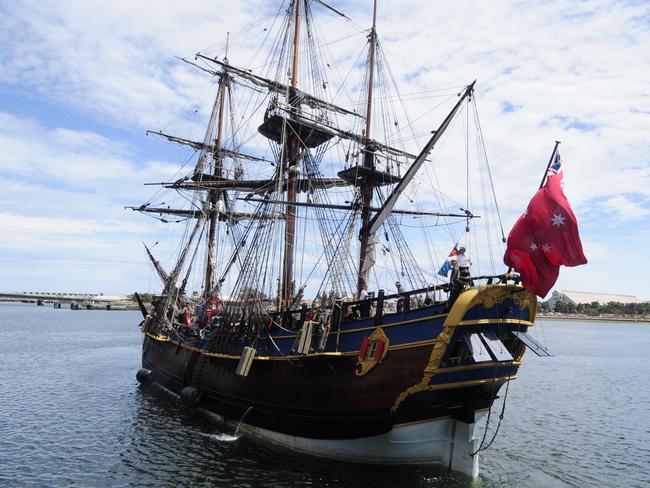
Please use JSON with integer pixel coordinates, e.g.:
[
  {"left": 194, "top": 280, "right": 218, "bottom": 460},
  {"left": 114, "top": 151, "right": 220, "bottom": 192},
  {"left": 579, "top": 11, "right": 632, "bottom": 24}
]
[{"left": 1, "top": 304, "right": 648, "bottom": 487}]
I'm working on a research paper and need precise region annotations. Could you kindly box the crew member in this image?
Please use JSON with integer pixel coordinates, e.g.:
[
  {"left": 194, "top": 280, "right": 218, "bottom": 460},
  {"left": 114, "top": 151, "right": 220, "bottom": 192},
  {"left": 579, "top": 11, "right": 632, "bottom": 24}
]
[
  {"left": 359, "top": 284, "right": 371, "bottom": 318},
  {"left": 457, "top": 246, "right": 473, "bottom": 286},
  {"left": 447, "top": 259, "right": 463, "bottom": 309},
  {"left": 395, "top": 281, "right": 409, "bottom": 313}
]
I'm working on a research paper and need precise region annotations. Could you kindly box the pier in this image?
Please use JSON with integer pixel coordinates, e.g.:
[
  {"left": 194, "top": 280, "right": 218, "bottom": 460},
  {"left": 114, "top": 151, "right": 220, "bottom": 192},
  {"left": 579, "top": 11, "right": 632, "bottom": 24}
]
[{"left": 0, "top": 292, "right": 136, "bottom": 310}]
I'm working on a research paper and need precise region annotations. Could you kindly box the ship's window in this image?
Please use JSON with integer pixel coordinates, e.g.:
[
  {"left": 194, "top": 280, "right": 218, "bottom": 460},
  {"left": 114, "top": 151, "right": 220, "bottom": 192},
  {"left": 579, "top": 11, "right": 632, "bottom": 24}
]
[
  {"left": 500, "top": 331, "right": 523, "bottom": 357},
  {"left": 463, "top": 333, "right": 492, "bottom": 363},
  {"left": 480, "top": 331, "right": 514, "bottom": 361},
  {"left": 511, "top": 331, "right": 552, "bottom": 357}
]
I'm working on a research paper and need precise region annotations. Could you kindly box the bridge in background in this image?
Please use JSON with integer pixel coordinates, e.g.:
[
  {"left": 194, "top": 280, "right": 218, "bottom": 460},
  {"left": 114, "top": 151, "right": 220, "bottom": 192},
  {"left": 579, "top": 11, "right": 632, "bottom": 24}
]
[
  {"left": 0, "top": 292, "right": 101, "bottom": 303},
  {"left": 0, "top": 292, "right": 135, "bottom": 310}
]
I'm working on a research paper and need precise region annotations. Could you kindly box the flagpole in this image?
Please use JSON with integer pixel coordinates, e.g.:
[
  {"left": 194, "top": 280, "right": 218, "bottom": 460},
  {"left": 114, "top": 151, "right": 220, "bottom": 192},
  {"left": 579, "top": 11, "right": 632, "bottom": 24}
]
[{"left": 539, "top": 140, "right": 561, "bottom": 189}]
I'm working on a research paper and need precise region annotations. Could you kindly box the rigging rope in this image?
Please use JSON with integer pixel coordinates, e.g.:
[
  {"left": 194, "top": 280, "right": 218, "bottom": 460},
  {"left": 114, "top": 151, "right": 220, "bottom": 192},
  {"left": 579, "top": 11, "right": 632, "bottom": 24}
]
[{"left": 471, "top": 306, "right": 526, "bottom": 455}]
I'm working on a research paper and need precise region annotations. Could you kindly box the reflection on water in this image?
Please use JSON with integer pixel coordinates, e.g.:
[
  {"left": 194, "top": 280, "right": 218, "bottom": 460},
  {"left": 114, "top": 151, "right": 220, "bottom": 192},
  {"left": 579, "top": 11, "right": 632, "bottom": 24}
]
[{"left": 1, "top": 304, "right": 649, "bottom": 488}]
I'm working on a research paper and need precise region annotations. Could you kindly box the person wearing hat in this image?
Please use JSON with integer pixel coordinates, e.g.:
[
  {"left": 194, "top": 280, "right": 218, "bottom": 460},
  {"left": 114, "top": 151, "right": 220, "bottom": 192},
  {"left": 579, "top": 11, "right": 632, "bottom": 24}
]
[
  {"left": 456, "top": 246, "right": 473, "bottom": 286},
  {"left": 395, "top": 280, "right": 409, "bottom": 313}
]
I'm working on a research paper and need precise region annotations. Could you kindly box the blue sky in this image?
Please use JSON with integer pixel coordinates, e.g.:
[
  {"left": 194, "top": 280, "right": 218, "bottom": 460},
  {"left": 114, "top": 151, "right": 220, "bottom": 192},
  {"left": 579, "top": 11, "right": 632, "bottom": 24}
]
[{"left": 1, "top": 0, "right": 649, "bottom": 299}]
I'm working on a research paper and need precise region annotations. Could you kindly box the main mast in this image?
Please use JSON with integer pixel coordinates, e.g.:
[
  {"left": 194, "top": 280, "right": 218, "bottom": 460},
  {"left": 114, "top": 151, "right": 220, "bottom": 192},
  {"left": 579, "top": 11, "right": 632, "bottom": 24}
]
[
  {"left": 357, "top": 0, "right": 378, "bottom": 295},
  {"left": 204, "top": 36, "right": 230, "bottom": 296},
  {"left": 280, "top": 0, "right": 303, "bottom": 309}
]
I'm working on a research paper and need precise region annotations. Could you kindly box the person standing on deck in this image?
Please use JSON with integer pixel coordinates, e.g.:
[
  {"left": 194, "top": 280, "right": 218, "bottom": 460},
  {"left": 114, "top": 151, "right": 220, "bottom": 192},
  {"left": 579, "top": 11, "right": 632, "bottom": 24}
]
[
  {"left": 447, "top": 259, "right": 464, "bottom": 310},
  {"left": 359, "top": 284, "right": 370, "bottom": 318},
  {"left": 395, "top": 281, "right": 409, "bottom": 313},
  {"left": 457, "top": 247, "right": 474, "bottom": 286},
  {"left": 359, "top": 284, "right": 368, "bottom": 301}
]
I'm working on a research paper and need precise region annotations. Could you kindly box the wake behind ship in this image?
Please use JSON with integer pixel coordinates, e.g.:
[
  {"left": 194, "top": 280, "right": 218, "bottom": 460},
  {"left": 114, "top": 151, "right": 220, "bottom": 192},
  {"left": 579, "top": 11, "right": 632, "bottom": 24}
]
[{"left": 130, "top": 0, "right": 550, "bottom": 479}]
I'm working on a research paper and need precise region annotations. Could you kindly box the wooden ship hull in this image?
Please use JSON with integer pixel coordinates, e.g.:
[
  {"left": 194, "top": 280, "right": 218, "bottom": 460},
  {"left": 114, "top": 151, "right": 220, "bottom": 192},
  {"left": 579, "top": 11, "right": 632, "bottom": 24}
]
[{"left": 138, "top": 285, "right": 537, "bottom": 477}]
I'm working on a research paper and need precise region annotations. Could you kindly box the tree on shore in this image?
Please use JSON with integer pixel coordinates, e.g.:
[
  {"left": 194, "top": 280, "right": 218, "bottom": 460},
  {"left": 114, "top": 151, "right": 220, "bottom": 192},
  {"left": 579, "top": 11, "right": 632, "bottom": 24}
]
[
  {"left": 540, "top": 299, "right": 649, "bottom": 317},
  {"left": 130, "top": 293, "right": 155, "bottom": 303}
]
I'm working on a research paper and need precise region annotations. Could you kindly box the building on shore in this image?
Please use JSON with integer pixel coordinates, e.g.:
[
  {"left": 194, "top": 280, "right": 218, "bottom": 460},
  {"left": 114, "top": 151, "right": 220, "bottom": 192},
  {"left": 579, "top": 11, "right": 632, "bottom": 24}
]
[
  {"left": 548, "top": 290, "right": 644, "bottom": 309},
  {"left": 83, "top": 294, "right": 132, "bottom": 310}
]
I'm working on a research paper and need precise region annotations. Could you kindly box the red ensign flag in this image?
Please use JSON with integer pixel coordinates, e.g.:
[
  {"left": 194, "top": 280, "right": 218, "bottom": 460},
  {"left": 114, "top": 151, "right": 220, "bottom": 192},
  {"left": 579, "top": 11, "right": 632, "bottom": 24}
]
[{"left": 504, "top": 152, "right": 587, "bottom": 297}]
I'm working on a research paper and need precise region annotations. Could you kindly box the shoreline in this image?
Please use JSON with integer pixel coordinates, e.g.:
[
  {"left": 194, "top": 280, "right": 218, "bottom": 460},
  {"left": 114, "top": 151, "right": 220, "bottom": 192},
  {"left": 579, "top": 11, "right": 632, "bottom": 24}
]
[
  {"left": 0, "top": 299, "right": 140, "bottom": 311},
  {"left": 3, "top": 300, "right": 648, "bottom": 322},
  {"left": 537, "top": 313, "right": 650, "bottom": 323}
]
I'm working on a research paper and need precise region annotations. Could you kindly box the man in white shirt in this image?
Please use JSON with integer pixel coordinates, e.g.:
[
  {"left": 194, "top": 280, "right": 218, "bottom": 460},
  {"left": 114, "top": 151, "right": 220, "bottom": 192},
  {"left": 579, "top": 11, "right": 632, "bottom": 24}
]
[
  {"left": 358, "top": 284, "right": 370, "bottom": 318},
  {"left": 457, "top": 247, "right": 473, "bottom": 286},
  {"left": 359, "top": 286, "right": 369, "bottom": 301}
]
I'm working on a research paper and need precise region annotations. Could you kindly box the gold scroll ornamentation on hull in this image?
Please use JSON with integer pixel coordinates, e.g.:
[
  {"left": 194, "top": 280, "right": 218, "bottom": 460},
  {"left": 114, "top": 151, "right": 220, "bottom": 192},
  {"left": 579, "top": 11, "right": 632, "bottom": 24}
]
[
  {"left": 390, "top": 284, "right": 535, "bottom": 413},
  {"left": 472, "top": 284, "right": 535, "bottom": 311}
]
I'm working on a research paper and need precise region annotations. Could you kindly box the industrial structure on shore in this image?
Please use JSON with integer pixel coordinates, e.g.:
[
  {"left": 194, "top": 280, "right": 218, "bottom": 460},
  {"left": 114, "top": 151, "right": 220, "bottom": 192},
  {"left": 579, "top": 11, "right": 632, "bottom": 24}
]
[{"left": 548, "top": 290, "right": 644, "bottom": 309}]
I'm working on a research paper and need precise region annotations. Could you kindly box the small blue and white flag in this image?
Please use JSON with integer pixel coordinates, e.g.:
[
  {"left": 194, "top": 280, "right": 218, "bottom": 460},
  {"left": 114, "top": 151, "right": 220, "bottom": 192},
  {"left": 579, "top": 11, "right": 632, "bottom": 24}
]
[{"left": 437, "top": 243, "right": 459, "bottom": 277}]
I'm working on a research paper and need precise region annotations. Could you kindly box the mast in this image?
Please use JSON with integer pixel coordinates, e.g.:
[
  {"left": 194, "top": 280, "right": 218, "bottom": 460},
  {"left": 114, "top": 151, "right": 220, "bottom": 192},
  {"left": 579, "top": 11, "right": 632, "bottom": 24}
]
[
  {"left": 204, "top": 34, "right": 230, "bottom": 296},
  {"left": 280, "top": 0, "right": 303, "bottom": 309},
  {"left": 290, "top": 0, "right": 302, "bottom": 88},
  {"left": 357, "top": 0, "right": 379, "bottom": 295}
]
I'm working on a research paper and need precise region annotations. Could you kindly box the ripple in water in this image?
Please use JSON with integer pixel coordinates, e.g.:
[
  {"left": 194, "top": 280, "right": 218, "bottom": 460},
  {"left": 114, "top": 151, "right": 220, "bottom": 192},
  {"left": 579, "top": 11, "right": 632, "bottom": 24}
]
[{"left": 198, "top": 431, "right": 241, "bottom": 442}]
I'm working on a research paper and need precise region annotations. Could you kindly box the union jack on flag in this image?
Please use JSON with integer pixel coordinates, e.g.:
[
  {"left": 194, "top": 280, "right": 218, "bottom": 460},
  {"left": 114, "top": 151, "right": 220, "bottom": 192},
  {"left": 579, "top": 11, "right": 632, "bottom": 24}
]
[
  {"left": 546, "top": 151, "right": 565, "bottom": 188},
  {"left": 547, "top": 152, "right": 563, "bottom": 175}
]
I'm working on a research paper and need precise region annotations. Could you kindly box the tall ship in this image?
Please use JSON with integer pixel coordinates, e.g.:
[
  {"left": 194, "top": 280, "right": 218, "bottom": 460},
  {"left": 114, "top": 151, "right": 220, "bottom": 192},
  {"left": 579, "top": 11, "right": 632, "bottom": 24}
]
[{"left": 131, "top": 0, "right": 550, "bottom": 479}]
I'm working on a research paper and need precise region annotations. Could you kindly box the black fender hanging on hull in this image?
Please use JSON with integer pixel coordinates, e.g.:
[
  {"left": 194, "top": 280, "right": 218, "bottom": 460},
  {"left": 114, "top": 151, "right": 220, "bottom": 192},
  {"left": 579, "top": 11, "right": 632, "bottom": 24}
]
[
  {"left": 180, "top": 386, "right": 202, "bottom": 408},
  {"left": 136, "top": 368, "right": 153, "bottom": 384}
]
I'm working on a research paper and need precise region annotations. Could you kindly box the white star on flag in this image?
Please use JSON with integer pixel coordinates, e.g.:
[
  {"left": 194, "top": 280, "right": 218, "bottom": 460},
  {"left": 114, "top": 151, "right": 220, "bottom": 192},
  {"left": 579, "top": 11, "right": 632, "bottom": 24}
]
[
  {"left": 542, "top": 243, "right": 551, "bottom": 253},
  {"left": 529, "top": 242, "right": 538, "bottom": 251},
  {"left": 551, "top": 213, "right": 566, "bottom": 227}
]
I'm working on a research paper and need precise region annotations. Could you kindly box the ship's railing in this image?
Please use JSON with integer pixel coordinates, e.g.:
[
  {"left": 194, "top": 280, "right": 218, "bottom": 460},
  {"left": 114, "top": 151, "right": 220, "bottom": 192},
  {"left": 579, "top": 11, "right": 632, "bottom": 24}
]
[
  {"left": 263, "top": 272, "right": 520, "bottom": 326},
  {"left": 158, "top": 272, "right": 521, "bottom": 353}
]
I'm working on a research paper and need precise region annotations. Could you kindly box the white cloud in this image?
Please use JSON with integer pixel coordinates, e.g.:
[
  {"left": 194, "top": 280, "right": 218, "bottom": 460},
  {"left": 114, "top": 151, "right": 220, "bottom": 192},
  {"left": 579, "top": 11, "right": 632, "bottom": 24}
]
[
  {"left": 0, "top": 0, "right": 649, "bottom": 298},
  {"left": 0, "top": 111, "right": 187, "bottom": 293},
  {"left": 597, "top": 195, "right": 650, "bottom": 221},
  {"left": 0, "top": 212, "right": 143, "bottom": 237},
  {"left": 0, "top": 111, "right": 179, "bottom": 194}
]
